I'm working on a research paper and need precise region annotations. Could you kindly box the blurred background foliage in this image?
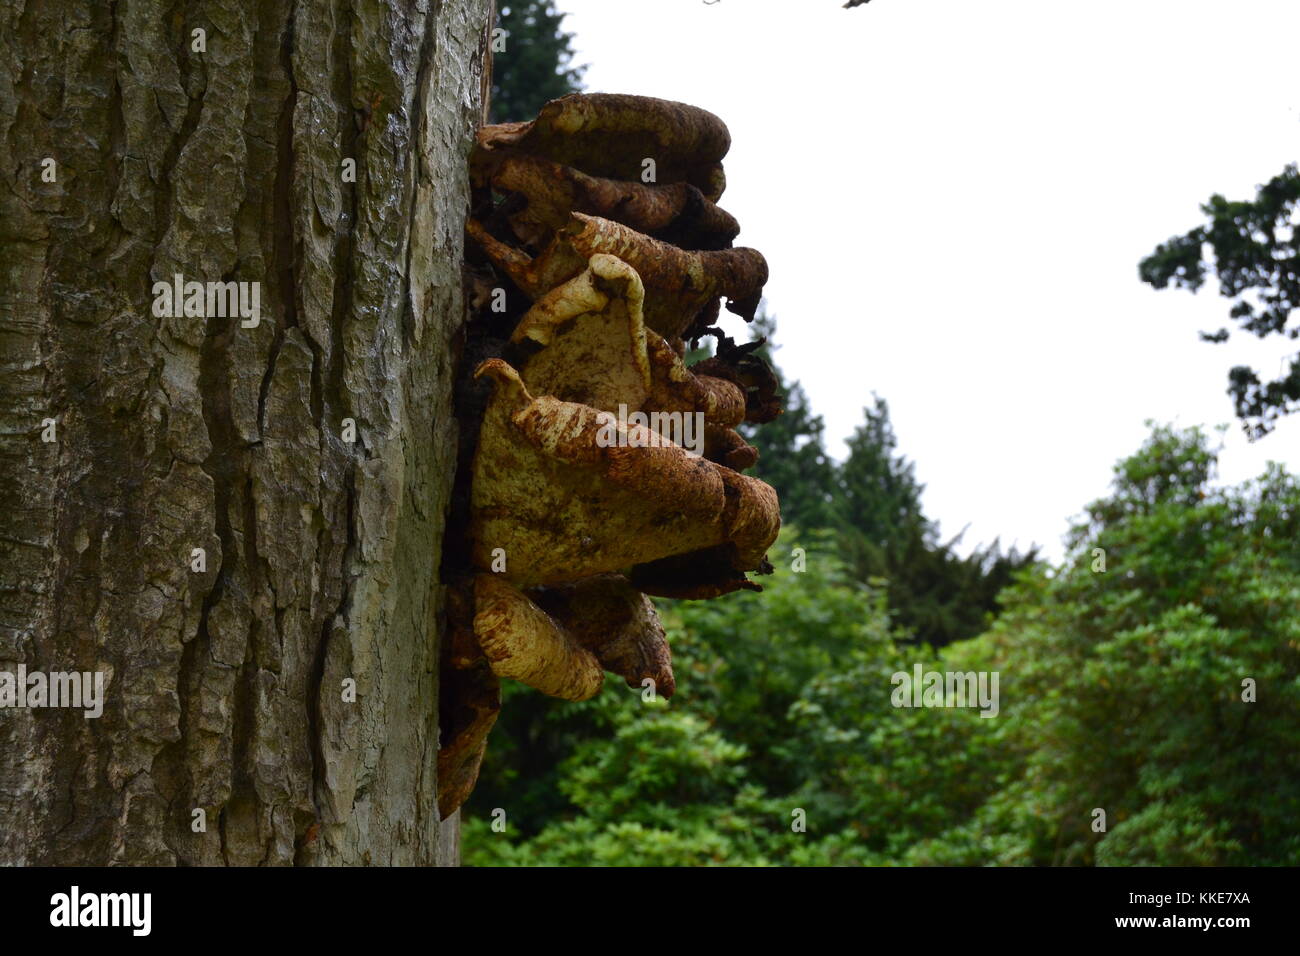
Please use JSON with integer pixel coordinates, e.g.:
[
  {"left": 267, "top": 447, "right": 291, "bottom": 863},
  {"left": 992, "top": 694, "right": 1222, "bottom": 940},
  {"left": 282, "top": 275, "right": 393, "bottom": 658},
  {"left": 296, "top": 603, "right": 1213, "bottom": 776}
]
[{"left": 489, "top": 2, "right": 585, "bottom": 123}]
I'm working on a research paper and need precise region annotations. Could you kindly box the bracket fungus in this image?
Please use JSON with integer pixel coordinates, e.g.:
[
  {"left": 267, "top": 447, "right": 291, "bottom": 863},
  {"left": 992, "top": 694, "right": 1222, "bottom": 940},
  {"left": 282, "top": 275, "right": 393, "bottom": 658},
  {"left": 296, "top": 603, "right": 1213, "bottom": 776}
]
[{"left": 439, "top": 94, "right": 784, "bottom": 819}]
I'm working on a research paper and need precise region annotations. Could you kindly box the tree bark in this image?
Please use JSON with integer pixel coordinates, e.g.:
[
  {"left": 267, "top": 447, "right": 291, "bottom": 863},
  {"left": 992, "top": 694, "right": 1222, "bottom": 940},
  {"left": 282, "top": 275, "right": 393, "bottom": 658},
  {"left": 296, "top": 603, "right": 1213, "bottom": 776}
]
[{"left": 0, "top": 0, "right": 488, "bottom": 866}]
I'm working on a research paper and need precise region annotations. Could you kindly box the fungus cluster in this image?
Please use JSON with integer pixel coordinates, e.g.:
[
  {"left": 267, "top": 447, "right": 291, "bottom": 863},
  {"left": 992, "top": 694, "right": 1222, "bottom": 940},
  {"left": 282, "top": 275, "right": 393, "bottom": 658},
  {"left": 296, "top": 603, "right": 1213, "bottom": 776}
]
[{"left": 438, "top": 94, "right": 783, "bottom": 817}]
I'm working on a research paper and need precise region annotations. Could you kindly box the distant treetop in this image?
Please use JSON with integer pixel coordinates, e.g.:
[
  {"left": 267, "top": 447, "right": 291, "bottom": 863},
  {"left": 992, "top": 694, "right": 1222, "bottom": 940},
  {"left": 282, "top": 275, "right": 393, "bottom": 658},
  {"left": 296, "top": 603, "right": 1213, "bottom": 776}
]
[
  {"left": 491, "top": 2, "right": 586, "bottom": 123},
  {"left": 1140, "top": 163, "right": 1300, "bottom": 438}
]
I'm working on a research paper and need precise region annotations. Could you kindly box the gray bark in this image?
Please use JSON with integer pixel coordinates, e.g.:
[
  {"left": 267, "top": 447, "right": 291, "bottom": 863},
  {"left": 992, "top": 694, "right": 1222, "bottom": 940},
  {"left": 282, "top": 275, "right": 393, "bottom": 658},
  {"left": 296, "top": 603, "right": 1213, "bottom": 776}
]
[{"left": 0, "top": 0, "right": 489, "bottom": 866}]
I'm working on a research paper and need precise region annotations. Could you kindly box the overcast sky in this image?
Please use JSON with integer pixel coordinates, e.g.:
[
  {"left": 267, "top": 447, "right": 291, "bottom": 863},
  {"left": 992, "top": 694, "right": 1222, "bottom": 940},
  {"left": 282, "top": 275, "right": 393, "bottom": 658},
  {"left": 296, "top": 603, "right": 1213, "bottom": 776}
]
[{"left": 552, "top": 0, "right": 1300, "bottom": 561}]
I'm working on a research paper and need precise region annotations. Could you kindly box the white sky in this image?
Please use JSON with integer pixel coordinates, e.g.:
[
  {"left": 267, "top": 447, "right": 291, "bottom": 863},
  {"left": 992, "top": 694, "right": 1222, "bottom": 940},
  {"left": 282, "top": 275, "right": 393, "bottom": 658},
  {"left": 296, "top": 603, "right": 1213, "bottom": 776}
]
[{"left": 553, "top": 0, "right": 1300, "bottom": 561}]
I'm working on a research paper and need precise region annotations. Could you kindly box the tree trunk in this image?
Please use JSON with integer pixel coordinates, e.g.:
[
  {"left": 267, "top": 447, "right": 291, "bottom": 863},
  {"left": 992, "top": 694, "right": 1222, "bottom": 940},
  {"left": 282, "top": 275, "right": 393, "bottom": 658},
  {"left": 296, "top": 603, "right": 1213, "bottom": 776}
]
[{"left": 0, "top": 0, "right": 489, "bottom": 866}]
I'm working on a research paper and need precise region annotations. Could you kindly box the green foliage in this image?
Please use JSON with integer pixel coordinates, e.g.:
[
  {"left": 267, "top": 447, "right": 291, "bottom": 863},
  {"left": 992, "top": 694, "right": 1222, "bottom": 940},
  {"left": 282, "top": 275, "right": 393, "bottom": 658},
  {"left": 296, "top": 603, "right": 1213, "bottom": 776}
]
[
  {"left": 836, "top": 395, "right": 929, "bottom": 557},
  {"left": 490, "top": 2, "right": 585, "bottom": 123},
  {"left": 465, "top": 425, "right": 1300, "bottom": 867},
  {"left": 910, "top": 426, "right": 1300, "bottom": 865},
  {"left": 466, "top": 532, "right": 907, "bottom": 865},
  {"left": 834, "top": 395, "right": 1037, "bottom": 646},
  {"left": 1140, "top": 163, "right": 1300, "bottom": 436}
]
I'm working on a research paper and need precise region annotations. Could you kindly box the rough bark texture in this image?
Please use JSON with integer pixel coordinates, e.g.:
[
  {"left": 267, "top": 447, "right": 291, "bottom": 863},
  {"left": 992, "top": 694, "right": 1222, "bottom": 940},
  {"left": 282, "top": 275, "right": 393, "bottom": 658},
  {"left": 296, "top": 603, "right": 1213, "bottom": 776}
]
[{"left": 0, "top": 0, "right": 488, "bottom": 866}]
